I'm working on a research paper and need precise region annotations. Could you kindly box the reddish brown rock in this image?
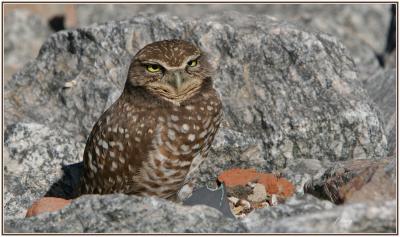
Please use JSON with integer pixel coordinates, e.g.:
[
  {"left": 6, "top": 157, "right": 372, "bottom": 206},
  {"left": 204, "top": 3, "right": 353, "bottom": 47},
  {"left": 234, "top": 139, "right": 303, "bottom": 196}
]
[
  {"left": 218, "top": 168, "right": 260, "bottom": 187},
  {"left": 304, "top": 157, "right": 396, "bottom": 204},
  {"left": 25, "top": 197, "right": 71, "bottom": 218},
  {"left": 218, "top": 168, "right": 295, "bottom": 198}
]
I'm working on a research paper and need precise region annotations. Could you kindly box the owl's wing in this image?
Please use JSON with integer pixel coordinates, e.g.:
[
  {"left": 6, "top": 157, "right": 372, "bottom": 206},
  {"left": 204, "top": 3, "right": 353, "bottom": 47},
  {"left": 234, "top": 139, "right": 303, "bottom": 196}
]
[{"left": 81, "top": 99, "right": 156, "bottom": 195}]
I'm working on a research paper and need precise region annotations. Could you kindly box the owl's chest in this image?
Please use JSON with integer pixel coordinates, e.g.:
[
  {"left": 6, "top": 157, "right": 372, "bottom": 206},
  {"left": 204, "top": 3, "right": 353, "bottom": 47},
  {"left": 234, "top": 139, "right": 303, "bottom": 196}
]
[{"left": 136, "top": 96, "right": 222, "bottom": 197}]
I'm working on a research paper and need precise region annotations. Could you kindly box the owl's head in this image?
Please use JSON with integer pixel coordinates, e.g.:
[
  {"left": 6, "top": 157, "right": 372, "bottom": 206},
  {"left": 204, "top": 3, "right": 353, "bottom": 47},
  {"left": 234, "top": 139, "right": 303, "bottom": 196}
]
[{"left": 126, "top": 39, "right": 213, "bottom": 103}]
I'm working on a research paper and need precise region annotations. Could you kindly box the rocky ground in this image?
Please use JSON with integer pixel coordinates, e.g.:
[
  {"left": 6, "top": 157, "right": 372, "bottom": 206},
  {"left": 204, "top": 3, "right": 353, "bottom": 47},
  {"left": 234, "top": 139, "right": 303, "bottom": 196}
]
[{"left": 3, "top": 4, "right": 397, "bottom": 233}]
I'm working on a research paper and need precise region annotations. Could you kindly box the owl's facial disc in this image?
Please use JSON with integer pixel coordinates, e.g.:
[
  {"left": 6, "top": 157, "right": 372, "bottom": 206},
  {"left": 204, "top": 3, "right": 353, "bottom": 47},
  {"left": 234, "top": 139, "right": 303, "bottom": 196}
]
[
  {"left": 145, "top": 66, "right": 203, "bottom": 103},
  {"left": 139, "top": 56, "right": 206, "bottom": 103}
]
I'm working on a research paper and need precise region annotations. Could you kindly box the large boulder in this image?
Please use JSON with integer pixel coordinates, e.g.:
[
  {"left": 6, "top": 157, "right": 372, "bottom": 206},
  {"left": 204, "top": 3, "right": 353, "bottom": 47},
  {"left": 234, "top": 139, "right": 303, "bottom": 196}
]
[
  {"left": 5, "top": 194, "right": 247, "bottom": 233},
  {"left": 74, "top": 4, "right": 392, "bottom": 81},
  {"left": 4, "top": 123, "right": 84, "bottom": 219}
]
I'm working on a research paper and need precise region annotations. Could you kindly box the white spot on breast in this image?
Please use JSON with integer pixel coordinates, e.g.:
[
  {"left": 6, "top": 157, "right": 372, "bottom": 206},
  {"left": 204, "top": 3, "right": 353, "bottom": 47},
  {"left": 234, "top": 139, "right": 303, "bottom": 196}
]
[
  {"left": 109, "top": 177, "right": 115, "bottom": 184},
  {"left": 200, "top": 107, "right": 204, "bottom": 111},
  {"left": 116, "top": 175, "right": 122, "bottom": 183},
  {"left": 134, "top": 137, "right": 141, "bottom": 142},
  {"left": 110, "top": 141, "right": 115, "bottom": 147},
  {"left": 180, "top": 144, "right": 190, "bottom": 152},
  {"left": 95, "top": 146, "right": 100, "bottom": 156},
  {"left": 140, "top": 123, "right": 144, "bottom": 128},
  {"left": 185, "top": 105, "right": 194, "bottom": 110},
  {"left": 128, "top": 164, "right": 134, "bottom": 172},
  {"left": 193, "top": 125, "right": 200, "bottom": 131},
  {"left": 113, "top": 126, "right": 118, "bottom": 133},
  {"left": 89, "top": 160, "right": 97, "bottom": 173},
  {"left": 158, "top": 116, "right": 165, "bottom": 122},
  {"left": 125, "top": 134, "right": 130, "bottom": 138},
  {"left": 199, "top": 130, "right": 208, "bottom": 138},
  {"left": 188, "top": 134, "right": 195, "bottom": 142},
  {"left": 116, "top": 142, "right": 124, "bottom": 151},
  {"left": 106, "top": 116, "right": 110, "bottom": 123},
  {"left": 197, "top": 115, "right": 202, "bottom": 121},
  {"left": 119, "top": 127, "right": 125, "bottom": 134},
  {"left": 111, "top": 161, "right": 118, "bottom": 171},
  {"left": 207, "top": 106, "right": 213, "bottom": 111},
  {"left": 171, "top": 115, "right": 179, "bottom": 122},
  {"left": 99, "top": 139, "right": 108, "bottom": 149},
  {"left": 148, "top": 129, "right": 154, "bottom": 134},
  {"left": 109, "top": 151, "right": 115, "bottom": 158},
  {"left": 119, "top": 156, "right": 125, "bottom": 164},
  {"left": 107, "top": 127, "right": 112, "bottom": 132},
  {"left": 181, "top": 124, "right": 190, "bottom": 133},
  {"left": 168, "top": 129, "right": 176, "bottom": 141}
]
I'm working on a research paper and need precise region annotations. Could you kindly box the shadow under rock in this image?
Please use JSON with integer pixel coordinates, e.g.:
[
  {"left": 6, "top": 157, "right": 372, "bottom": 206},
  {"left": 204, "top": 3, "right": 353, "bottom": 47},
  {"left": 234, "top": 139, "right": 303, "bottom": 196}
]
[{"left": 44, "top": 162, "right": 83, "bottom": 199}]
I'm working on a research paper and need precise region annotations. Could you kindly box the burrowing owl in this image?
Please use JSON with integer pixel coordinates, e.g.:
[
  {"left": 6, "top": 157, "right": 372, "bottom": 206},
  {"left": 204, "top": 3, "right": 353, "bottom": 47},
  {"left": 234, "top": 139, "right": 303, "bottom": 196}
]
[{"left": 80, "top": 39, "right": 222, "bottom": 201}]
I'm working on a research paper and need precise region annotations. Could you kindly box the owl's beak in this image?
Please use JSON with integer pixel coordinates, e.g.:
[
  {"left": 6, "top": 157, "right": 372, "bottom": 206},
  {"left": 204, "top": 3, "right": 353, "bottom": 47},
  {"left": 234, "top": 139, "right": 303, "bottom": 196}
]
[{"left": 168, "top": 71, "right": 183, "bottom": 90}]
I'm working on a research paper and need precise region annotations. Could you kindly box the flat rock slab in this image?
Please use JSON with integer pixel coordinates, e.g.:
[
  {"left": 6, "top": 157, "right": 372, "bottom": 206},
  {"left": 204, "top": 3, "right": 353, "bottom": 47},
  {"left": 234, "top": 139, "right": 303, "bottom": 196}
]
[{"left": 5, "top": 194, "right": 247, "bottom": 233}]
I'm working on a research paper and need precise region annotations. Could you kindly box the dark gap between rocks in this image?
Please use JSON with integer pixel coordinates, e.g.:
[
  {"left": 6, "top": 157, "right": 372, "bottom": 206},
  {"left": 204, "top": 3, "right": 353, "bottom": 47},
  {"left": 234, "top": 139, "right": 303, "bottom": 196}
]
[
  {"left": 48, "top": 15, "right": 66, "bottom": 32},
  {"left": 45, "top": 162, "right": 83, "bottom": 199},
  {"left": 376, "top": 4, "right": 396, "bottom": 67}
]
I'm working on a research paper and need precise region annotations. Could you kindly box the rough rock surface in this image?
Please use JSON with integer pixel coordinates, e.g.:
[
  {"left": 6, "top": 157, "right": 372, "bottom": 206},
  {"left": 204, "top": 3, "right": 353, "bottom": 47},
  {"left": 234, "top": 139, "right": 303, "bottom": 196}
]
[
  {"left": 4, "top": 123, "right": 84, "bottom": 219},
  {"left": 4, "top": 12, "right": 393, "bottom": 233},
  {"left": 74, "top": 4, "right": 392, "bottom": 81},
  {"left": 5, "top": 194, "right": 247, "bottom": 233},
  {"left": 4, "top": 9, "right": 51, "bottom": 82},
  {"left": 304, "top": 157, "right": 396, "bottom": 204},
  {"left": 362, "top": 69, "right": 396, "bottom": 155},
  {"left": 243, "top": 198, "right": 396, "bottom": 233}
]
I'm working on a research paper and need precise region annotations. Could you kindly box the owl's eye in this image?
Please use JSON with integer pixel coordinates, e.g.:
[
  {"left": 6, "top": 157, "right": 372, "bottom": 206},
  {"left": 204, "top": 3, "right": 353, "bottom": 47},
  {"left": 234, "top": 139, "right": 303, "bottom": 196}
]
[
  {"left": 187, "top": 60, "right": 198, "bottom": 67},
  {"left": 146, "top": 64, "right": 161, "bottom": 73}
]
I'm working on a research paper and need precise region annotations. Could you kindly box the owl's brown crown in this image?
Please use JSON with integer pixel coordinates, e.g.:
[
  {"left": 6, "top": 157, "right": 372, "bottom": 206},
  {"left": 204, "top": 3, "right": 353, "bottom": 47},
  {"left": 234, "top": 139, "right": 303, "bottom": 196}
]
[{"left": 126, "top": 39, "right": 213, "bottom": 104}]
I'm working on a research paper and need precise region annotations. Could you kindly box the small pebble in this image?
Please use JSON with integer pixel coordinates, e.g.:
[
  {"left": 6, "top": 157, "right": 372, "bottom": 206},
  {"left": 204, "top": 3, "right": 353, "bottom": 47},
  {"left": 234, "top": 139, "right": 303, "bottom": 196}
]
[
  {"left": 247, "top": 182, "right": 257, "bottom": 188},
  {"left": 271, "top": 194, "right": 278, "bottom": 206},
  {"left": 228, "top": 196, "right": 240, "bottom": 205},
  {"left": 232, "top": 205, "right": 244, "bottom": 215},
  {"left": 247, "top": 183, "right": 267, "bottom": 203},
  {"left": 239, "top": 199, "right": 251, "bottom": 209},
  {"left": 63, "top": 80, "right": 77, "bottom": 88}
]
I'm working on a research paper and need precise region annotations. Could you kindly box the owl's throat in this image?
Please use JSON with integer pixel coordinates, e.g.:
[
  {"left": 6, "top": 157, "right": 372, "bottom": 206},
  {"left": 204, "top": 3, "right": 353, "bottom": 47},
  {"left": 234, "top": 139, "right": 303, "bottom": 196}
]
[{"left": 146, "top": 78, "right": 203, "bottom": 104}]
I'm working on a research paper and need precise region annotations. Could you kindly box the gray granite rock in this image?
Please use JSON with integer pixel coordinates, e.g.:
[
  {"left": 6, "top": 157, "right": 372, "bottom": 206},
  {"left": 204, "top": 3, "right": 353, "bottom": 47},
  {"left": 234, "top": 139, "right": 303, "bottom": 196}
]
[
  {"left": 4, "top": 9, "right": 51, "bottom": 82},
  {"left": 243, "top": 199, "right": 396, "bottom": 233},
  {"left": 362, "top": 69, "right": 396, "bottom": 155},
  {"left": 4, "top": 123, "right": 84, "bottom": 219},
  {"left": 4, "top": 194, "right": 247, "bottom": 233},
  {"left": 74, "top": 4, "right": 391, "bottom": 82},
  {"left": 242, "top": 194, "right": 335, "bottom": 226}
]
